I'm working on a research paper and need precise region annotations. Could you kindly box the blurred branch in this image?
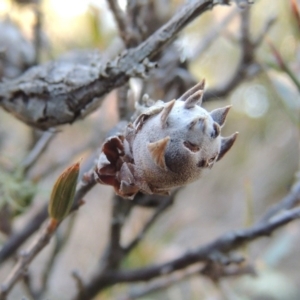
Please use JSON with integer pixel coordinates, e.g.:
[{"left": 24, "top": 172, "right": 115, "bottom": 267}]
[
  {"left": 21, "top": 129, "right": 55, "bottom": 173},
  {"left": 0, "top": 167, "right": 96, "bottom": 265},
  {"left": 124, "top": 194, "right": 174, "bottom": 254},
  {"left": 0, "top": 204, "right": 12, "bottom": 236},
  {"left": 0, "top": 205, "right": 48, "bottom": 264},
  {"left": 0, "top": 161, "right": 82, "bottom": 297},
  {"left": 100, "top": 195, "right": 133, "bottom": 272},
  {"left": 107, "top": 0, "right": 136, "bottom": 46},
  {"left": 0, "top": 0, "right": 222, "bottom": 130},
  {"left": 191, "top": 7, "right": 239, "bottom": 60},
  {"left": 253, "top": 15, "right": 276, "bottom": 46},
  {"left": 259, "top": 178, "right": 300, "bottom": 223},
  {"left": 86, "top": 206, "right": 300, "bottom": 286},
  {"left": 31, "top": 136, "right": 98, "bottom": 181},
  {"left": 0, "top": 117, "right": 123, "bottom": 266},
  {"left": 71, "top": 174, "right": 300, "bottom": 299},
  {"left": 267, "top": 38, "right": 300, "bottom": 92},
  {"left": 33, "top": 0, "right": 42, "bottom": 65},
  {"left": 72, "top": 193, "right": 177, "bottom": 300},
  {"left": 204, "top": 6, "right": 274, "bottom": 102},
  {"left": 72, "top": 270, "right": 85, "bottom": 299},
  {"left": 0, "top": 219, "right": 58, "bottom": 299},
  {"left": 22, "top": 272, "right": 37, "bottom": 300},
  {"left": 119, "top": 262, "right": 255, "bottom": 300},
  {"left": 37, "top": 215, "right": 77, "bottom": 299},
  {"left": 119, "top": 265, "right": 204, "bottom": 300},
  {"left": 117, "top": 84, "right": 132, "bottom": 120}
]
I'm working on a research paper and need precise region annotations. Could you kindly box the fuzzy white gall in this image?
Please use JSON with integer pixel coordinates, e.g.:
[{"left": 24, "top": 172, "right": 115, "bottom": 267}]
[{"left": 95, "top": 80, "right": 238, "bottom": 199}]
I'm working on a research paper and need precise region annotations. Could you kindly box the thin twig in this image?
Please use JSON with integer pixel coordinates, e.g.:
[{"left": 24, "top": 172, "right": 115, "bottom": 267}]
[
  {"left": 0, "top": 206, "right": 48, "bottom": 264},
  {"left": 22, "top": 272, "right": 37, "bottom": 300},
  {"left": 259, "top": 179, "right": 300, "bottom": 223},
  {"left": 0, "top": 219, "right": 58, "bottom": 299},
  {"left": 3, "top": 224, "right": 38, "bottom": 299},
  {"left": 100, "top": 195, "right": 133, "bottom": 271},
  {"left": 203, "top": 5, "right": 266, "bottom": 102},
  {"left": 31, "top": 136, "right": 98, "bottom": 181},
  {"left": 117, "top": 84, "right": 131, "bottom": 120},
  {"left": 119, "top": 265, "right": 204, "bottom": 300},
  {"left": 92, "top": 206, "right": 300, "bottom": 286},
  {"left": 21, "top": 130, "right": 55, "bottom": 173},
  {"left": 124, "top": 194, "right": 175, "bottom": 254},
  {"left": 119, "top": 263, "right": 255, "bottom": 300},
  {"left": 72, "top": 270, "right": 85, "bottom": 299},
  {"left": 37, "top": 215, "right": 77, "bottom": 299},
  {"left": 253, "top": 15, "right": 276, "bottom": 47},
  {"left": 267, "top": 39, "right": 300, "bottom": 92},
  {"left": 70, "top": 191, "right": 177, "bottom": 300},
  {"left": 191, "top": 7, "right": 239, "bottom": 60},
  {"left": 0, "top": 119, "right": 123, "bottom": 265},
  {"left": 0, "top": 165, "right": 92, "bottom": 297},
  {"left": 107, "top": 0, "right": 135, "bottom": 46},
  {"left": 33, "top": 0, "right": 42, "bottom": 65},
  {"left": 0, "top": 167, "right": 96, "bottom": 265}
]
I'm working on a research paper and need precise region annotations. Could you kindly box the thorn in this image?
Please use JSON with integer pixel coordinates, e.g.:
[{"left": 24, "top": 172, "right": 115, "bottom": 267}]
[
  {"left": 161, "top": 100, "right": 176, "bottom": 127},
  {"left": 212, "top": 122, "right": 221, "bottom": 138},
  {"left": 188, "top": 116, "right": 206, "bottom": 130},
  {"left": 210, "top": 105, "right": 231, "bottom": 126},
  {"left": 147, "top": 136, "right": 170, "bottom": 170},
  {"left": 179, "top": 79, "right": 205, "bottom": 102},
  {"left": 217, "top": 132, "right": 238, "bottom": 161},
  {"left": 184, "top": 90, "right": 203, "bottom": 109}
]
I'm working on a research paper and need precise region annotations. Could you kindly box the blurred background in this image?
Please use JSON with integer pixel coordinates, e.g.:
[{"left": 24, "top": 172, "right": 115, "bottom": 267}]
[{"left": 0, "top": 0, "right": 300, "bottom": 299}]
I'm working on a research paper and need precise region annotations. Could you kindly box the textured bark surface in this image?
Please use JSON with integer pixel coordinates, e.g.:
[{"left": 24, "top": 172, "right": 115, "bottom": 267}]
[{"left": 0, "top": 0, "right": 214, "bottom": 130}]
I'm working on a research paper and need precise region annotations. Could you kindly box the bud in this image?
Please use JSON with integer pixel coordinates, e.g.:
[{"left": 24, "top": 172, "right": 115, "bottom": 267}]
[
  {"left": 95, "top": 81, "right": 237, "bottom": 199},
  {"left": 48, "top": 161, "right": 80, "bottom": 222}
]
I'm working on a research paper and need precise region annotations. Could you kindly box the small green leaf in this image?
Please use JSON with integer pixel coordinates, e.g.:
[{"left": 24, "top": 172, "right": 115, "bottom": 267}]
[{"left": 48, "top": 161, "right": 80, "bottom": 222}]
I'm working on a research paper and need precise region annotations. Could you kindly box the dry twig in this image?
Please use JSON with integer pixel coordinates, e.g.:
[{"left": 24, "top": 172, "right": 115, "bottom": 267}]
[
  {"left": 107, "top": 0, "right": 136, "bottom": 46},
  {"left": 0, "top": 167, "right": 96, "bottom": 264},
  {"left": 72, "top": 205, "right": 300, "bottom": 300},
  {"left": 0, "top": 219, "right": 58, "bottom": 299}
]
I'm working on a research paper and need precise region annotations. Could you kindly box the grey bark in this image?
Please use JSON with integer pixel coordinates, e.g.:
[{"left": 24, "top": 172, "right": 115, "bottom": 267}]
[{"left": 0, "top": 0, "right": 216, "bottom": 130}]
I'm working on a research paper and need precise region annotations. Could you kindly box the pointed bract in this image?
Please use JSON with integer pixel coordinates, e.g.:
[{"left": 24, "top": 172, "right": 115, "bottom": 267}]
[
  {"left": 217, "top": 132, "right": 238, "bottom": 161},
  {"left": 210, "top": 105, "right": 231, "bottom": 127},
  {"left": 202, "top": 118, "right": 208, "bottom": 133},
  {"left": 184, "top": 90, "right": 203, "bottom": 109},
  {"left": 188, "top": 116, "right": 206, "bottom": 130},
  {"left": 212, "top": 122, "right": 221, "bottom": 138},
  {"left": 134, "top": 106, "right": 164, "bottom": 131},
  {"left": 120, "top": 181, "right": 139, "bottom": 199},
  {"left": 179, "top": 80, "right": 205, "bottom": 102},
  {"left": 161, "top": 100, "right": 176, "bottom": 127},
  {"left": 147, "top": 136, "right": 170, "bottom": 170}
]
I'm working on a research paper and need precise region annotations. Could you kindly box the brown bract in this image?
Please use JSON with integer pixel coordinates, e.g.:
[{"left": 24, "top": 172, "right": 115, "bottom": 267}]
[{"left": 95, "top": 81, "right": 238, "bottom": 199}]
